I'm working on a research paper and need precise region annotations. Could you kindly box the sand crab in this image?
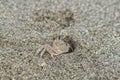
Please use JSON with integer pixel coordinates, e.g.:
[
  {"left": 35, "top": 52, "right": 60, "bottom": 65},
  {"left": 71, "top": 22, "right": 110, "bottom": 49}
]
[{"left": 36, "top": 38, "right": 70, "bottom": 58}]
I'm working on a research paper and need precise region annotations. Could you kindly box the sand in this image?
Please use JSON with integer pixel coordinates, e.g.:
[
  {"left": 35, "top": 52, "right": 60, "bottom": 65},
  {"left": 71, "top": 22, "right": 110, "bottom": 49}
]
[{"left": 0, "top": 0, "right": 120, "bottom": 80}]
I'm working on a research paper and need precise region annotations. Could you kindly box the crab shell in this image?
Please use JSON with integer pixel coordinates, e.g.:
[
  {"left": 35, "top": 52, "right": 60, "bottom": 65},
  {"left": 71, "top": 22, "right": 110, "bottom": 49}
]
[{"left": 53, "top": 39, "right": 70, "bottom": 55}]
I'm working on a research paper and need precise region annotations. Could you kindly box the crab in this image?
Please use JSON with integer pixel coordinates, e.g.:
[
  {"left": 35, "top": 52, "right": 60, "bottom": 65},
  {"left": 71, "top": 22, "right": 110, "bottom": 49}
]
[{"left": 36, "top": 38, "right": 70, "bottom": 58}]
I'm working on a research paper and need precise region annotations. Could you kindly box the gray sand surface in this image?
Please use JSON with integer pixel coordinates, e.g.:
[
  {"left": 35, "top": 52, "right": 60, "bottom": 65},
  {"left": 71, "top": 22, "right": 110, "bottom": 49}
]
[{"left": 0, "top": 0, "right": 120, "bottom": 80}]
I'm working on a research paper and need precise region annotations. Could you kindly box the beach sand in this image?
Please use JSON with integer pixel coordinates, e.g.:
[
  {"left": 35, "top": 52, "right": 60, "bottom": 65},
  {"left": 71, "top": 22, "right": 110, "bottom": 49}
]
[{"left": 0, "top": 0, "right": 120, "bottom": 80}]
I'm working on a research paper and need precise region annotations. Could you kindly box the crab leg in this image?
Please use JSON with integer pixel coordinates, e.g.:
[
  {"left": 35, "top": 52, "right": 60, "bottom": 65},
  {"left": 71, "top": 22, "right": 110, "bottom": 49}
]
[
  {"left": 36, "top": 46, "right": 44, "bottom": 55},
  {"left": 40, "top": 48, "right": 46, "bottom": 57},
  {"left": 36, "top": 44, "right": 57, "bottom": 58},
  {"left": 44, "top": 44, "right": 57, "bottom": 58}
]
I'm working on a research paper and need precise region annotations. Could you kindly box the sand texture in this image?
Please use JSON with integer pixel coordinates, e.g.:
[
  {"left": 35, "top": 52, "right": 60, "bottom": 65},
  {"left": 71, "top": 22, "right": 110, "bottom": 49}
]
[{"left": 0, "top": 0, "right": 120, "bottom": 80}]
